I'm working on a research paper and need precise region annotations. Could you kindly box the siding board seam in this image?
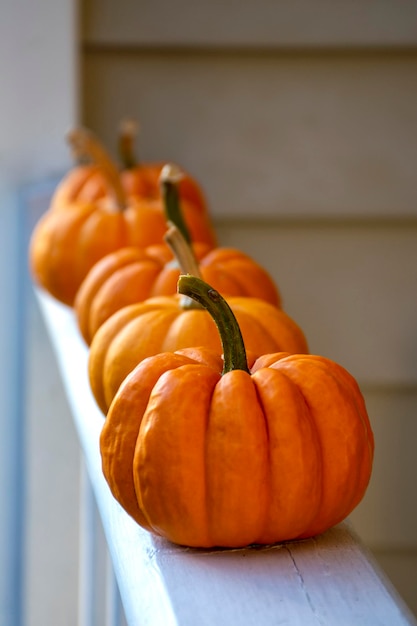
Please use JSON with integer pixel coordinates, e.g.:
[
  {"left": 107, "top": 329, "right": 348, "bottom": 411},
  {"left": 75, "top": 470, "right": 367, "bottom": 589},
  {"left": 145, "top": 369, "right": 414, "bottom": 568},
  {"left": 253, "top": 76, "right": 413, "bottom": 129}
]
[
  {"left": 213, "top": 217, "right": 417, "bottom": 230},
  {"left": 82, "top": 43, "right": 417, "bottom": 58}
]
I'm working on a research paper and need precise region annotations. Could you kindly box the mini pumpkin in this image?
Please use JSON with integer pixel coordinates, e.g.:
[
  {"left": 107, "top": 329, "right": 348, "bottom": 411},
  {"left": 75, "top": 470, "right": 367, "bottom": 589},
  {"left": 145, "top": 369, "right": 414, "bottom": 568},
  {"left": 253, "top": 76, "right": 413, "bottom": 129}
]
[
  {"left": 74, "top": 168, "right": 281, "bottom": 344},
  {"left": 29, "top": 130, "right": 217, "bottom": 306},
  {"left": 50, "top": 123, "right": 134, "bottom": 209},
  {"left": 100, "top": 275, "right": 374, "bottom": 548},
  {"left": 50, "top": 163, "right": 108, "bottom": 209},
  {"left": 88, "top": 288, "right": 308, "bottom": 415},
  {"left": 50, "top": 120, "right": 209, "bottom": 213}
]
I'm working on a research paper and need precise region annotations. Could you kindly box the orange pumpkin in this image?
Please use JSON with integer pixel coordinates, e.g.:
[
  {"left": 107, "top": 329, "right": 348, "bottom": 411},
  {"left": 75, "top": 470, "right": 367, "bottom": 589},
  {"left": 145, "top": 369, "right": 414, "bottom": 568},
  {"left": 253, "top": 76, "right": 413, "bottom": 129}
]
[
  {"left": 50, "top": 121, "right": 209, "bottom": 213},
  {"left": 50, "top": 125, "right": 125, "bottom": 209},
  {"left": 75, "top": 244, "right": 173, "bottom": 344},
  {"left": 88, "top": 290, "right": 308, "bottom": 415},
  {"left": 100, "top": 275, "right": 374, "bottom": 548},
  {"left": 75, "top": 225, "right": 281, "bottom": 345},
  {"left": 50, "top": 163, "right": 109, "bottom": 209},
  {"left": 29, "top": 132, "right": 217, "bottom": 306}
]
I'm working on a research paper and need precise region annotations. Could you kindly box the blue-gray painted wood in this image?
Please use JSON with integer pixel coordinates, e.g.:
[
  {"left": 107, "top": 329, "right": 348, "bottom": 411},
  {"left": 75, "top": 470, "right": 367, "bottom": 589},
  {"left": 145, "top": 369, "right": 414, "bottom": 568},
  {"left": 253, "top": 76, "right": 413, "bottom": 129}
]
[{"left": 0, "top": 192, "right": 25, "bottom": 626}]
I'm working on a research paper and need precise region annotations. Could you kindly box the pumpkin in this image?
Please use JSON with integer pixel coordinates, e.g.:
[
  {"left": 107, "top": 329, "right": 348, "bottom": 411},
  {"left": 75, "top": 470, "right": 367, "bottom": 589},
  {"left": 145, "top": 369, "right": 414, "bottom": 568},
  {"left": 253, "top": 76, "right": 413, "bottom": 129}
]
[
  {"left": 29, "top": 130, "right": 217, "bottom": 306},
  {"left": 88, "top": 288, "right": 308, "bottom": 415},
  {"left": 50, "top": 120, "right": 208, "bottom": 213},
  {"left": 75, "top": 244, "right": 174, "bottom": 344},
  {"left": 50, "top": 163, "right": 108, "bottom": 209},
  {"left": 74, "top": 167, "right": 281, "bottom": 344},
  {"left": 50, "top": 124, "right": 130, "bottom": 209},
  {"left": 100, "top": 275, "right": 374, "bottom": 548}
]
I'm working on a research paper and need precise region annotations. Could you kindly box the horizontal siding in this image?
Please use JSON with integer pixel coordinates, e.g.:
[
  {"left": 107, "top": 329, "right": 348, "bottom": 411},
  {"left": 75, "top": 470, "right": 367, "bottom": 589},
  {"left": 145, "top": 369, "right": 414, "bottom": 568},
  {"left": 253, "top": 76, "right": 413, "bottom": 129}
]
[
  {"left": 82, "top": 51, "right": 417, "bottom": 219},
  {"left": 82, "top": 0, "right": 417, "bottom": 48},
  {"left": 215, "top": 221, "right": 417, "bottom": 386}
]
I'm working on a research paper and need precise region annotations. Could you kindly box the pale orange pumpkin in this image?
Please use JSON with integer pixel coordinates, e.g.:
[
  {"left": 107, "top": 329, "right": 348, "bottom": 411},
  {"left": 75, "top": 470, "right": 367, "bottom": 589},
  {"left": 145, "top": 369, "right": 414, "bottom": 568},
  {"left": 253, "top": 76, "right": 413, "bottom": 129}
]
[
  {"left": 88, "top": 290, "right": 308, "bottom": 414},
  {"left": 50, "top": 120, "right": 209, "bottom": 214},
  {"left": 29, "top": 131, "right": 217, "bottom": 306}
]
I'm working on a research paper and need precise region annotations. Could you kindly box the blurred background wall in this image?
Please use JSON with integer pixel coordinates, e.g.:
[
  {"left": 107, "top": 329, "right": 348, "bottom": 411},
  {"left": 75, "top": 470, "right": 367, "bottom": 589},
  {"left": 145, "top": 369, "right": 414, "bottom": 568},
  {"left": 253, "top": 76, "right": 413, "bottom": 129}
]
[
  {"left": 3, "top": 1, "right": 416, "bottom": 624},
  {"left": 0, "top": 2, "right": 78, "bottom": 625}
]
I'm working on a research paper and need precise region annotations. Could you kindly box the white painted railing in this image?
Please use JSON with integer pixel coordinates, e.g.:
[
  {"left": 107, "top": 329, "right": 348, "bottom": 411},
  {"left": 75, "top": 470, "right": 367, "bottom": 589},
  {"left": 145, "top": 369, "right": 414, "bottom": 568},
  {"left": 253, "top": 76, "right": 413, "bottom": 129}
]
[{"left": 35, "top": 289, "right": 417, "bottom": 626}]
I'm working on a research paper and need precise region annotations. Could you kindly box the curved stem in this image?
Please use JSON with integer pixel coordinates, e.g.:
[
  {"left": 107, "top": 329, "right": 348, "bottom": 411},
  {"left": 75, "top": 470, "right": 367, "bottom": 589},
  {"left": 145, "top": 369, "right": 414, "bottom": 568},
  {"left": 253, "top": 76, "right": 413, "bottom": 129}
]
[
  {"left": 66, "top": 127, "right": 127, "bottom": 211},
  {"left": 177, "top": 275, "right": 249, "bottom": 375},
  {"left": 164, "top": 223, "right": 201, "bottom": 278},
  {"left": 164, "top": 223, "right": 203, "bottom": 310},
  {"left": 118, "top": 118, "right": 139, "bottom": 169},
  {"left": 159, "top": 164, "right": 191, "bottom": 245}
]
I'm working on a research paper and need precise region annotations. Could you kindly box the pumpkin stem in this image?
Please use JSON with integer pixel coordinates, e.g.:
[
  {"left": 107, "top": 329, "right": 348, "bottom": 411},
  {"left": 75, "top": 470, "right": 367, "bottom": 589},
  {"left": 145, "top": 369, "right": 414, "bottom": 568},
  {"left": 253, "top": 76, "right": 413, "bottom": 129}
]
[
  {"left": 118, "top": 118, "right": 139, "bottom": 169},
  {"left": 177, "top": 275, "right": 249, "bottom": 375},
  {"left": 66, "top": 127, "right": 127, "bottom": 211},
  {"left": 164, "top": 223, "right": 203, "bottom": 310},
  {"left": 159, "top": 164, "right": 191, "bottom": 245},
  {"left": 164, "top": 222, "right": 201, "bottom": 278}
]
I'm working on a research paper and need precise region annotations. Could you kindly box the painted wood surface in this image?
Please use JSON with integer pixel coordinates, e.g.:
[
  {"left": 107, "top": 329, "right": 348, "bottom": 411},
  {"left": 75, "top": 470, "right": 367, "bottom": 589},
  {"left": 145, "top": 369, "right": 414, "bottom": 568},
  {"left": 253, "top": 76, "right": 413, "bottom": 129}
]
[
  {"left": 82, "top": 0, "right": 417, "bottom": 48},
  {"left": 36, "top": 289, "right": 417, "bottom": 626}
]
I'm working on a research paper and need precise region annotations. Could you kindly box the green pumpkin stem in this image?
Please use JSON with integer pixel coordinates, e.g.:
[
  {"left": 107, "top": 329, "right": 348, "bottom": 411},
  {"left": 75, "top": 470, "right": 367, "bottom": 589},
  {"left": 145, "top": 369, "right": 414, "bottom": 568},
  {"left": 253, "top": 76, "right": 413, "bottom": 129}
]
[
  {"left": 66, "top": 127, "right": 127, "bottom": 211},
  {"left": 177, "top": 275, "right": 249, "bottom": 375},
  {"left": 118, "top": 118, "right": 139, "bottom": 169},
  {"left": 160, "top": 164, "right": 191, "bottom": 245}
]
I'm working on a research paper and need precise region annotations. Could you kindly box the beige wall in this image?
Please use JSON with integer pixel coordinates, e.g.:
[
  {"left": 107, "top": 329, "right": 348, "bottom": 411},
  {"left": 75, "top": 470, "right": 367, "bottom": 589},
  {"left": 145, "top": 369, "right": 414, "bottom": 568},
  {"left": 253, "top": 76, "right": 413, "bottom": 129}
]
[{"left": 81, "top": 0, "right": 417, "bottom": 615}]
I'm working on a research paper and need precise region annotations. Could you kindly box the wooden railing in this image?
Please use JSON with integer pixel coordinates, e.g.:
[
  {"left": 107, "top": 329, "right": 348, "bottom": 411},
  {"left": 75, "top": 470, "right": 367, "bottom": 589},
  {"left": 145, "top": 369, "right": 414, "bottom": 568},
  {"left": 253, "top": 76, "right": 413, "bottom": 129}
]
[{"left": 35, "top": 289, "right": 417, "bottom": 626}]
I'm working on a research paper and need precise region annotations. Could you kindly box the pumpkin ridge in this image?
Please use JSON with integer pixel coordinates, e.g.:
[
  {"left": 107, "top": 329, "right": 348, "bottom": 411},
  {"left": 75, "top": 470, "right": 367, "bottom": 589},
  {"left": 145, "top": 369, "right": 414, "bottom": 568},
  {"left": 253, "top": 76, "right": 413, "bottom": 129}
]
[
  {"left": 252, "top": 367, "right": 322, "bottom": 542},
  {"left": 134, "top": 363, "right": 218, "bottom": 546},
  {"left": 103, "top": 309, "right": 180, "bottom": 409},
  {"left": 278, "top": 354, "right": 374, "bottom": 465},
  {"left": 204, "top": 371, "right": 269, "bottom": 547},
  {"left": 101, "top": 352, "right": 199, "bottom": 528},
  {"left": 202, "top": 372, "right": 219, "bottom": 546},
  {"left": 231, "top": 299, "right": 308, "bottom": 355},
  {"left": 279, "top": 364, "right": 337, "bottom": 538},
  {"left": 211, "top": 258, "right": 281, "bottom": 307},
  {"left": 274, "top": 357, "right": 371, "bottom": 537},
  {"left": 88, "top": 259, "right": 163, "bottom": 337},
  {"left": 248, "top": 378, "right": 273, "bottom": 543},
  {"left": 75, "top": 208, "right": 127, "bottom": 289},
  {"left": 303, "top": 358, "right": 374, "bottom": 518}
]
